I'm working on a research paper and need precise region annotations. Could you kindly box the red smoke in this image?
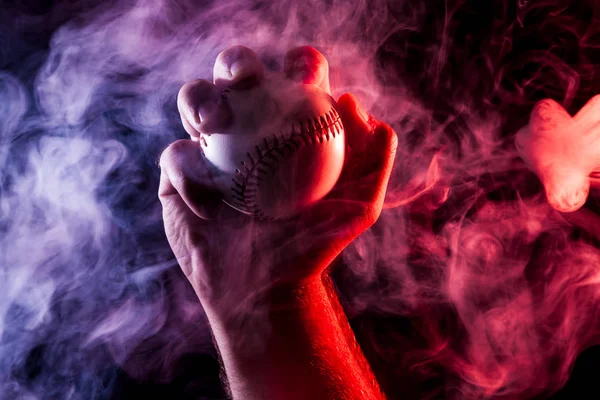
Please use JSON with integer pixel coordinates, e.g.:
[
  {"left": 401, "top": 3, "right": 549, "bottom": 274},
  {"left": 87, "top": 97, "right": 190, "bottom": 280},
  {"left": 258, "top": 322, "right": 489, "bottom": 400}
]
[{"left": 333, "top": 2, "right": 600, "bottom": 398}]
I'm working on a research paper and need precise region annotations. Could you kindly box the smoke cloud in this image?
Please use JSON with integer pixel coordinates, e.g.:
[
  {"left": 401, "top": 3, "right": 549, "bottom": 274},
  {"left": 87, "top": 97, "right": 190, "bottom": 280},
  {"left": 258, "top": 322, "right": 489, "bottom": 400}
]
[{"left": 2, "top": 0, "right": 600, "bottom": 398}]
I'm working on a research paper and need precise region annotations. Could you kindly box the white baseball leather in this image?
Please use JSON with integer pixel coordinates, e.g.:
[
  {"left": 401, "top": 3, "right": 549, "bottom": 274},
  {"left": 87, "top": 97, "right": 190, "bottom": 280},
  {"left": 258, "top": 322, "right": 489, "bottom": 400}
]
[
  {"left": 516, "top": 95, "right": 600, "bottom": 212},
  {"left": 179, "top": 46, "right": 345, "bottom": 219}
]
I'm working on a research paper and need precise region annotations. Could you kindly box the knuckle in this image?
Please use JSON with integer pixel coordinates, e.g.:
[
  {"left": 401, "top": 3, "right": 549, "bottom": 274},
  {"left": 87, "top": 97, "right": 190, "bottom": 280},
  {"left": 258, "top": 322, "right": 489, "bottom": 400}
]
[
  {"left": 167, "top": 138, "right": 190, "bottom": 154},
  {"left": 159, "top": 139, "right": 195, "bottom": 175},
  {"left": 373, "top": 123, "right": 399, "bottom": 161},
  {"left": 177, "top": 80, "right": 215, "bottom": 112},
  {"left": 177, "top": 81, "right": 196, "bottom": 112},
  {"left": 375, "top": 122, "right": 397, "bottom": 142},
  {"left": 177, "top": 81, "right": 193, "bottom": 105},
  {"left": 159, "top": 140, "right": 189, "bottom": 170},
  {"left": 357, "top": 202, "right": 382, "bottom": 230}
]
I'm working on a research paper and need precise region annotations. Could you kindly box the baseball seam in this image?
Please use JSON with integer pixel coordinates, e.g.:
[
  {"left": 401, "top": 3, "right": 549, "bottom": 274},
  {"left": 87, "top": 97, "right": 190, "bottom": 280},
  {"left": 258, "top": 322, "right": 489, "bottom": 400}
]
[{"left": 229, "top": 103, "right": 343, "bottom": 219}]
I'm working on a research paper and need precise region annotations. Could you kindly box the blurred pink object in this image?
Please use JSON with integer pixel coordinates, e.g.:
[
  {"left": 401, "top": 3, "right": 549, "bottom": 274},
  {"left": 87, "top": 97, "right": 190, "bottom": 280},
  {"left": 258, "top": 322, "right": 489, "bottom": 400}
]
[{"left": 516, "top": 95, "right": 600, "bottom": 212}]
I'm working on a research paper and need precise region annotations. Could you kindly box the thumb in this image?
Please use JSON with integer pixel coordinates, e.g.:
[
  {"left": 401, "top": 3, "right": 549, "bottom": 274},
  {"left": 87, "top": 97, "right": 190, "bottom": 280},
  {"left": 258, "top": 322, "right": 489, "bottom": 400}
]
[
  {"left": 337, "top": 93, "right": 374, "bottom": 152},
  {"left": 159, "top": 139, "right": 223, "bottom": 220},
  {"left": 333, "top": 93, "right": 398, "bottom": 205}
]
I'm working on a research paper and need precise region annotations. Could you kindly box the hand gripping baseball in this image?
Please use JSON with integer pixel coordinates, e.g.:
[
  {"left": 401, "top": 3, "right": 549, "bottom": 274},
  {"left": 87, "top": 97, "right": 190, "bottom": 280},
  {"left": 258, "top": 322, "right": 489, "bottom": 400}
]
[
  {"left": 162, "top": 47, "right": 396, "bottom": 400},
  {"left": 160, "top": 46, "right": 398, "bottom": 311},
  {"left": 515, "top": 96, "right": 600, "bottom": 212},
  {"left": 178, "top": 45, "right": 344, "bottom": 220}
]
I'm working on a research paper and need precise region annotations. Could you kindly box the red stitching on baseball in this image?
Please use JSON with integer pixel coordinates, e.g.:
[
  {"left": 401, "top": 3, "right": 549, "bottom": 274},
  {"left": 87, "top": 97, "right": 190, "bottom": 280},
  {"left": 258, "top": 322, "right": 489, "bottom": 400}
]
[{"left": 229, "top": 101, "right": 343, "bottom": 219}]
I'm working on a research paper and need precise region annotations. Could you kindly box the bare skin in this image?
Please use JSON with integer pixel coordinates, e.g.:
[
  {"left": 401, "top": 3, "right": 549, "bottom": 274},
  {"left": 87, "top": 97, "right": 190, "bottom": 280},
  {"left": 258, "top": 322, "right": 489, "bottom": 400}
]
[{"left": 159, "top": 46, "right": 397, "bottom": 399}]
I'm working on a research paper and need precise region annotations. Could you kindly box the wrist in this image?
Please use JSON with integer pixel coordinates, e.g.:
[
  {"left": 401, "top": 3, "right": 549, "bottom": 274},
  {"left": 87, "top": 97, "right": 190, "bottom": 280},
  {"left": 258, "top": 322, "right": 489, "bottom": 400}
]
[
  {"left": 201, "top": 276, "right": 329, "bottom": 354},
  {"left": 202, "top": 276, "right": 324, "bottom": 324}
]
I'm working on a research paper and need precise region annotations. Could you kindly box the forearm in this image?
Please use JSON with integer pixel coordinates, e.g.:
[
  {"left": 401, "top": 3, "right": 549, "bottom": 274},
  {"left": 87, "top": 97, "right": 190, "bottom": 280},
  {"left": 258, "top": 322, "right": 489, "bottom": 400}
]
[{"left": 203, "top": 275, "right": 385, "bottom": 400}]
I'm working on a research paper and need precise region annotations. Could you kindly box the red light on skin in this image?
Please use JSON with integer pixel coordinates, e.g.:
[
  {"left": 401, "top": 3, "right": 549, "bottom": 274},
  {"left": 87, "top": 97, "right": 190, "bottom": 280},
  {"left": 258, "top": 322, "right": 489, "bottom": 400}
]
[{"left": 515, "top": 95, "right": 600, "bottom": 213}]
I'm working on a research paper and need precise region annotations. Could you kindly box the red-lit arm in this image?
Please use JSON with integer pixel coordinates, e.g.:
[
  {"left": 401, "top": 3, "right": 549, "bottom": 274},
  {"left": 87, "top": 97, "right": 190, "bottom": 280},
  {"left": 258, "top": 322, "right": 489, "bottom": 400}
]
[{"left": 204, "top": 276, "right": 384, "bottom": 400}]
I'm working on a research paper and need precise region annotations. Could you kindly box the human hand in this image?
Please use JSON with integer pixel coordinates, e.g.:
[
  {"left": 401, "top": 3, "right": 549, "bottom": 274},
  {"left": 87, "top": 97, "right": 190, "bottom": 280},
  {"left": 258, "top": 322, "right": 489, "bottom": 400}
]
[{"left": 159, "top": 46, "right": 398, "bottom": 318}]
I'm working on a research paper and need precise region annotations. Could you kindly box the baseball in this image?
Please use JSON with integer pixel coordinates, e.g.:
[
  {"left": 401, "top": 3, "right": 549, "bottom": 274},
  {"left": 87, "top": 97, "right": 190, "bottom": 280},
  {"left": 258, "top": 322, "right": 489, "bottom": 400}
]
[{"left": 179, "top": 46, "right": 345, "bottom": 219}]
